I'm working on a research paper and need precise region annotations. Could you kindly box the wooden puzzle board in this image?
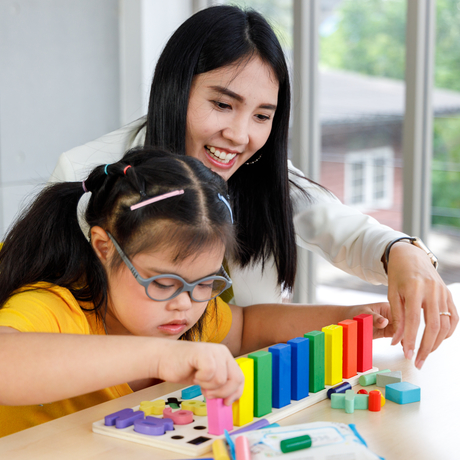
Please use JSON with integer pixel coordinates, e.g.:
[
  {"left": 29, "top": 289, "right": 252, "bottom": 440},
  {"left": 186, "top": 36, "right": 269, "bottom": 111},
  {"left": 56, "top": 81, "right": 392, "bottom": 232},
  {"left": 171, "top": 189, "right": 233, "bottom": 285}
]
[{"left": 92, "top": 366, "right": 378, "bottom": 457}]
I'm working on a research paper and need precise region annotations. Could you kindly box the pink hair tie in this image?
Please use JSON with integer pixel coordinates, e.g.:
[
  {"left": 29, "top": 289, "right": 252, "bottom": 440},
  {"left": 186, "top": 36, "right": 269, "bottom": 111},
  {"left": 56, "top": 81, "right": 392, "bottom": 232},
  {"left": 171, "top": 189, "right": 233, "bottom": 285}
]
[
  {"left": 123, "top": 165, "right": 132, "bottom": 175},
  {"left": 82, "top": 181, "right": 88, "bottom": 193},
  {"left": 130, "top": 190, "right": 185, "bottom": 211}
]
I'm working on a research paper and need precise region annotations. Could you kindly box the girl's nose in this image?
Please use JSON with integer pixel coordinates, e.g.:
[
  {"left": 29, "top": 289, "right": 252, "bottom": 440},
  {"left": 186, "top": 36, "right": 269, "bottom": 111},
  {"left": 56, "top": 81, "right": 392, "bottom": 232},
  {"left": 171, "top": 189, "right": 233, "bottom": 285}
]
[{"left": 166, "top": 291, "right": 193, "bottom": 311}]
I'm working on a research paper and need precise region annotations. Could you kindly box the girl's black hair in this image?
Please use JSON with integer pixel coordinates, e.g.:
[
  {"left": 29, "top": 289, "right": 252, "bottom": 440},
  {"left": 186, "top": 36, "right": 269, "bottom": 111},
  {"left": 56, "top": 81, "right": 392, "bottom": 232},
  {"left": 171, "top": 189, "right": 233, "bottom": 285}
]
[
  {"left": 0, "top": 148, "right": 235, "bottom": 340},
  {"left": 144, "top": 5, "right": 300, "bottom": 290}
]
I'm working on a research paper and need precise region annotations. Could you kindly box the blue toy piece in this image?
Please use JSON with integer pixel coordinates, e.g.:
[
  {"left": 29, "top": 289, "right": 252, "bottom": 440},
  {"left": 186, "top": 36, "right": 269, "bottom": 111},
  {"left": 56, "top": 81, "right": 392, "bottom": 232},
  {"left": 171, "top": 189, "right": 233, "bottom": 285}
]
[
  {"left": 287, "top": 337, "right": 310, "bottom": 401},
  {"left": 268, "top": 343, "right": 291, "bottom": 409},
  {"left": 181, "top": 385, "right": 202, "bottom": 400},
  {"left": 385, "top": 382, "right": 421, "bottom": 404}
]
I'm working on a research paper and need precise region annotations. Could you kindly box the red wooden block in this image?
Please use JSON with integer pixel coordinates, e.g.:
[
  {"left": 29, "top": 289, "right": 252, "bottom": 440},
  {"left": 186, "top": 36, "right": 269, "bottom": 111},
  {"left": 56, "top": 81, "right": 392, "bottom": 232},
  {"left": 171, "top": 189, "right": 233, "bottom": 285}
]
[
  {"left": 357, "top": 389, "right": 368, "bottom": 395},
  {"left": 353, "top": 314, "right": 373, "bottom": 372},
  {"left": 338, "top": 319, "right": 357, "bottom": 378},
  {"left": 368, "top": 390, "right": 382, "bottom": 411}
]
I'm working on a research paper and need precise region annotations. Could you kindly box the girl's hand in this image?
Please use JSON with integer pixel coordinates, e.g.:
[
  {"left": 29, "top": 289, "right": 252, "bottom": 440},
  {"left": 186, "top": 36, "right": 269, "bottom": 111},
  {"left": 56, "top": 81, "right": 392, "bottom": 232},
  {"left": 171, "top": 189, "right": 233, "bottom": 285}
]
[
  {"left": 386, "top": 242, "right": 458, "bottom": 369},
  {"left": 348, "top": 302, "right": 394, "bottom": 339},
  {"left": 155, "top": 341, "right": 244, "bottom": 405}
]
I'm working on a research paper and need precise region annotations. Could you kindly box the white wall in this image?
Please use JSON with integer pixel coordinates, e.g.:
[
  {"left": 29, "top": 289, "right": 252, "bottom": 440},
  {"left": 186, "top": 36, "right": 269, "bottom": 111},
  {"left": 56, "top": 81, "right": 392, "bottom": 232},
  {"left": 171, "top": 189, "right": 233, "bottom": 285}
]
[{"left": 0, "top": 0, "right": 193, "bottom": 238}]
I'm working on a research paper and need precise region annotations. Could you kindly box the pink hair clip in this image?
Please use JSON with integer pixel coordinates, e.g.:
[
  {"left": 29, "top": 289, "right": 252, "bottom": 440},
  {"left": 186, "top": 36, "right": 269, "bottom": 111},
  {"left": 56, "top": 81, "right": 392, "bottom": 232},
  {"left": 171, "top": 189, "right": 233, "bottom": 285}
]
[{"left": 130, "top": 189, "right": 185, "bottom": 211}]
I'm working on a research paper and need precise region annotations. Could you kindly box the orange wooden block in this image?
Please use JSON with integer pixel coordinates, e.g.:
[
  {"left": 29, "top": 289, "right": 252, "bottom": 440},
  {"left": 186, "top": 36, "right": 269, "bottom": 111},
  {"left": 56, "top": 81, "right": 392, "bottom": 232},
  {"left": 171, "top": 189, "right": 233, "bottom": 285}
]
[{"left": 338, "top": 319, "right": 357, "bottom": 379}]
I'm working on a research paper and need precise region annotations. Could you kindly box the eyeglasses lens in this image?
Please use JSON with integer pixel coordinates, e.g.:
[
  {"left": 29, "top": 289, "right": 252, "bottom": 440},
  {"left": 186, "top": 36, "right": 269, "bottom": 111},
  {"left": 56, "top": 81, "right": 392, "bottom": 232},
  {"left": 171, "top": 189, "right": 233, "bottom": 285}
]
[{"left": 147, "top": 277, "right": 228, "bottom": 301}]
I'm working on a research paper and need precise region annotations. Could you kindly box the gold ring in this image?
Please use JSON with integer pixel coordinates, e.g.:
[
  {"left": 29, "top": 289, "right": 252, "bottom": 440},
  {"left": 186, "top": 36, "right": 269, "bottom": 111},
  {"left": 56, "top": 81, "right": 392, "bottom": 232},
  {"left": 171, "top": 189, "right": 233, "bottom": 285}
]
[{"left": 439, "top": 311, "right": 452, "bottom": 317}]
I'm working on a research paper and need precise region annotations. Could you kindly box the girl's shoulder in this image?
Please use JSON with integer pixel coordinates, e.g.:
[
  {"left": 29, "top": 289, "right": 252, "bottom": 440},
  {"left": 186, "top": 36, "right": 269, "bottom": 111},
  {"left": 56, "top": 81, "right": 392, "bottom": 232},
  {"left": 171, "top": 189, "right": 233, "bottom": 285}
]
[{"left": 0, "top": 282, "right": 92, "bottom": 334}]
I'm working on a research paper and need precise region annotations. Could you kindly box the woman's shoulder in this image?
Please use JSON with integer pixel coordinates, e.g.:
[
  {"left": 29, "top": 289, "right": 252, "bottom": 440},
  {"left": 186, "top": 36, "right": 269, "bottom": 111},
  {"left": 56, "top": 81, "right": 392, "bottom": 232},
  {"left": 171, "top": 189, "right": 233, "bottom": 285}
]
[{"left": 49, "top": 117, "right": 147, "bottom": 183}]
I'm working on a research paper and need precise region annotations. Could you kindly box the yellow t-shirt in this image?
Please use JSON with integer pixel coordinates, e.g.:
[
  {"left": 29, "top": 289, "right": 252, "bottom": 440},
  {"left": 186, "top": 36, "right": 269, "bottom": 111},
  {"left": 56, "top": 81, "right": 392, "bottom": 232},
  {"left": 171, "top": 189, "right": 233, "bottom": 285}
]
[{"left": 0, "top": 282, "right": 232, "bottom": 437}]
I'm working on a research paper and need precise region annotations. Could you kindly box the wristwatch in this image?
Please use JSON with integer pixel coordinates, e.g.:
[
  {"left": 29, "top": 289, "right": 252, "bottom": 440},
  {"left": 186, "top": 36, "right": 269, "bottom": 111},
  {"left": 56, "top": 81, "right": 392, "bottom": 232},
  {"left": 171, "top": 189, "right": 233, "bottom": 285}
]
[{"left": 382, "top": 236, "right": 438, "bottom": 273}]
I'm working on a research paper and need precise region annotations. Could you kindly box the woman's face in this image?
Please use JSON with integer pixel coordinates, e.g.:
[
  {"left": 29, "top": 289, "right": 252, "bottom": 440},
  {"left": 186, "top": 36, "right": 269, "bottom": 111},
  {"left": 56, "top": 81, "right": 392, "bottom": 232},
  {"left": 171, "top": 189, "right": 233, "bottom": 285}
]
[
  {"left": 104, "top": 242, "right": 226, "bottom": 339},
  {"left": 185, "top": 57, "right": 279, "bottom": 181}
]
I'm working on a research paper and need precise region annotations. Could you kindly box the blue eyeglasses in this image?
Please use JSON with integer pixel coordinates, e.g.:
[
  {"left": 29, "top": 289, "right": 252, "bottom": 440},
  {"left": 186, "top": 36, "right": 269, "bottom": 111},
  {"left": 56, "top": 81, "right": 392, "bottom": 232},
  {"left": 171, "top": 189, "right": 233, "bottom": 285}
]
[{"left": 107, "top": 233, "right": 232, "bottom": 302}]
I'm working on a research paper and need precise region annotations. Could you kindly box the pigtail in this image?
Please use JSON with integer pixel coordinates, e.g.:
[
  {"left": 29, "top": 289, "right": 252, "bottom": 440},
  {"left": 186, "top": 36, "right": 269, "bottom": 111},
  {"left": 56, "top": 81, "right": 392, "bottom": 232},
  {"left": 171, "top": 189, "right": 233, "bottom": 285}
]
[{"left": 0, "top": 182, "right": 105, "bottom": 308}]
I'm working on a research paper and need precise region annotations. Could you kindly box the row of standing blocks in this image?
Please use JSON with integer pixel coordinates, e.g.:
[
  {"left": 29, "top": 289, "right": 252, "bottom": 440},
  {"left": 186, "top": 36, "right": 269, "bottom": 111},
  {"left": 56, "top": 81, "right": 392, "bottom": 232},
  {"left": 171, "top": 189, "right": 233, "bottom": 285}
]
[{"left": 104, "top": 314, "right": 375, "bottom": 436}]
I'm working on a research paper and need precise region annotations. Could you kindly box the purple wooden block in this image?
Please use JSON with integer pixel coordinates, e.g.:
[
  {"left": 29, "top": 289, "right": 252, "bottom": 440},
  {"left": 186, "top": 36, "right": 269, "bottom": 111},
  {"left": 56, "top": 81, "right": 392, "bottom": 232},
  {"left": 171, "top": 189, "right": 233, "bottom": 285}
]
[
  {"left": 104, "top": 408, "right": 134, "bottom": 426},
  {"left": 134, "top": 416, "right": 174, "bottom": 436},
  {"left": 115, "top": 410, "right": 145, "bottom": 429}
]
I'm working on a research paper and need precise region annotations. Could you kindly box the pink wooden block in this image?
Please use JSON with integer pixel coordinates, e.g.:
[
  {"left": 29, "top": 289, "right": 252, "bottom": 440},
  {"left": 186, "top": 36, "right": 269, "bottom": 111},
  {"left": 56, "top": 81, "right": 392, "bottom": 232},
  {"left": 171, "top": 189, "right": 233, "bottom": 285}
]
[
  {"left": 206, "top": 398, "right": 233, "bottom": 435},
  {"left": 162, "top": 407, "right": 194, "bottom": 425}
]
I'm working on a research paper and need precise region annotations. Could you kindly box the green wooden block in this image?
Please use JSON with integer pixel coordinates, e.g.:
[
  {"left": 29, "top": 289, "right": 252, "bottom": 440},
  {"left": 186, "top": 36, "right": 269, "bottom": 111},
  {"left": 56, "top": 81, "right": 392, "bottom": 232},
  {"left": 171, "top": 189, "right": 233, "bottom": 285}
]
[
  {"left": 358, "top": 368, "right": 391, "bottom": 386},
  {"left": 354, "top": 394, "right": 369, "bottom": 410},
  {"left": 331, "top": 393, "right": 345, "bottom": 409},
  {"left": 304, "top": 331, "right": 325, "bottom": 393},
  {"left": 248, "top": 350, "right": 272, "bottom": 417},
  {"left": 345, "top": 390, "right": 355, "bottom": 413}
]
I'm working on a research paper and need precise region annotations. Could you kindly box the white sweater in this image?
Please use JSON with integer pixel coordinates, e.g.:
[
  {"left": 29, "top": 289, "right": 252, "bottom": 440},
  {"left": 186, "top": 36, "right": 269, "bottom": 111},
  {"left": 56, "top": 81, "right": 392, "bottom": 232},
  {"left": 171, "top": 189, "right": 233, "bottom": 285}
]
[{"left": 50, "top": 118, "right": 406, "bottom": 306}]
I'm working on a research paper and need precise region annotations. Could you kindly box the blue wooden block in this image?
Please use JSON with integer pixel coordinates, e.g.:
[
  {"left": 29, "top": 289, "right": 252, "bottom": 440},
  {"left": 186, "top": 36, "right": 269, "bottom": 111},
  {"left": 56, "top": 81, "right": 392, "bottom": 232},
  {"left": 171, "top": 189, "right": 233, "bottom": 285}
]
[
  {"left": 287, "top": 337, "right": 309, "bottom": 400},
  {"left": 268, "top": 343, "right": 291, "bottom": 409},
  {"left": 385, "top": 381, "right": 421, "bottom": 404},
  {"left": 181, "top": 385, "right": 202, "bottom": 400}
]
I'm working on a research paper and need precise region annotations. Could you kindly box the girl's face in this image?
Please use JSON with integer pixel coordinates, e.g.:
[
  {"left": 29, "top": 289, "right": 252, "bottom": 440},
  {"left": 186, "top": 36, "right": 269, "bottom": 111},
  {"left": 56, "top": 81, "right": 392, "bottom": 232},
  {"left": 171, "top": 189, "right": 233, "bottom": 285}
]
[
  {"left": 185, "top": 57, "right": 279, "bottom": 181},
  {"left": 104, "top": 242, "right": 226, "bottom": 339}
]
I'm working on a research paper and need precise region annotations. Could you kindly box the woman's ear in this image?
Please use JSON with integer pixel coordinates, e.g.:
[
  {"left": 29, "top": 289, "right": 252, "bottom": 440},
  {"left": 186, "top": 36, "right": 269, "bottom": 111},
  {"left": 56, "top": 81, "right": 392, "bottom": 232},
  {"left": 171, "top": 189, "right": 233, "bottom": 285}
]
[{"left": 91, "top": 226, "right": 112, "bottom": 264}]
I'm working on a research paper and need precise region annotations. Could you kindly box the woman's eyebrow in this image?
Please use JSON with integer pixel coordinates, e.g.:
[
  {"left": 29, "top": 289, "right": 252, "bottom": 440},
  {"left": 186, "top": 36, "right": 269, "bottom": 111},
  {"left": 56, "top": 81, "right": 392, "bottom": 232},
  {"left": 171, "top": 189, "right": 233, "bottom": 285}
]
[{"left": 209, "top": 85, "right": 277, "bottom": 110}]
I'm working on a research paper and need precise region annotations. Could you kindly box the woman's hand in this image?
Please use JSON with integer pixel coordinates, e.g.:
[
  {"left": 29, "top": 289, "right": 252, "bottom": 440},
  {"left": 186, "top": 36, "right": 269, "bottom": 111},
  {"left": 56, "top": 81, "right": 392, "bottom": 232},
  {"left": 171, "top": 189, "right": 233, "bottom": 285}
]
[
  {"left": 386, "top": 242, "right": 458, "bottom": 369},
  {"left": 155, "top": 341, "right": 244, "bottom": 405}
]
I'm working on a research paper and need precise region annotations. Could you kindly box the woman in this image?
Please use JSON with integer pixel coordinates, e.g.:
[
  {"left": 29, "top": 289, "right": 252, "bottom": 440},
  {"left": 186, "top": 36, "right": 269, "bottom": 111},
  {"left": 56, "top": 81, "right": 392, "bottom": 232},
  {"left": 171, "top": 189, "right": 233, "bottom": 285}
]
[{"left": 50, "top": 5, "right": 457, "bottom": 370}]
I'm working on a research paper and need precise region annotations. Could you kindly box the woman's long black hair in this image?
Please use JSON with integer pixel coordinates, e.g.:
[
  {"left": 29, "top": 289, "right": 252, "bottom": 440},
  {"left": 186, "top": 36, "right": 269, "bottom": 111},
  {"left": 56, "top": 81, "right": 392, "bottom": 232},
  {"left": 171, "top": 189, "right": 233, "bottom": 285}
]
[
  {"left": 0, "top": 148, "right": 235, "bottom": 340},
  {"left": 144, "top": 5, "right": 299, "bottom": 291}
]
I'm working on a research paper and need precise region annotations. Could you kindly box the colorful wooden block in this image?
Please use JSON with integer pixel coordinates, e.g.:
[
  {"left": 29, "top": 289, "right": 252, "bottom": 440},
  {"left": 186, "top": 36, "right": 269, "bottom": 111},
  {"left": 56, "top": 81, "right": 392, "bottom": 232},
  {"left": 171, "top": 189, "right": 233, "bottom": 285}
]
[
  {"left": 368, "top": 390, "right": 382, "bottom": 411},
  {"left": 212, "top": 438, "right": 231, "bottom": 460},
  {"left": 376, "top": 371, "right": 402, "bottom": 388},
  {"left": 104, "top": 408, "right": 134, "bottom": 426},
  {"left": 133, "top": 416, "right": 174, "bottom": 435},
  {"left": 304, "top": 331, "right": 325, "bottom": 393},
  {"left": 338, "top": 319, "right": 358, "bottom": 378},
  {"left": 354, "top": 314, "right": 373, "bottom": 372},
  {"left": 268, "top": 343, "right": 291, "bottom": 409},
  {"left": 359, "top": 368, "right": 391, "bottom": 386},
  {"left": 287, "top": 337, "right": 309, "bottom": 401},
  {"left": 207, "top": 398, "right": 233, "bottom": 435},
  {"left": 139, "top": 399, "right": 165, "bottom": 416},
  {"left": 232, "top": 357, "right": 254, "bottom": 426},
  {"left": 345, "top": 390, "right": 355, "bottom": 414},
  {"left": 235, "top": 435, "right": 251, "bottom": 460},
  {"left": 327, "top": 381, "right": 351, "bottom": 399},
  {"left": 114, "top": 410, "right": 144, "bottom": 429},
  {"left": 331, "top": 392, "right": 368, "bottom": 411},
  {"left": 385, "top": 382, "right": 421, "bottom": 404},
  {"left": 163, "top": 407, "right": 194, "bottom": 425},
  {"left": 181, "top": 385, "right": 202, "bottom": 400},
  {"left": 322, "top": 325, "right": 343, "bottom": 386},
  {"left": 181, "top": 400, "right": 207, "bottom": 416},
  {"left": 248, "top": 350, "right": 272, "bottom": 417}
]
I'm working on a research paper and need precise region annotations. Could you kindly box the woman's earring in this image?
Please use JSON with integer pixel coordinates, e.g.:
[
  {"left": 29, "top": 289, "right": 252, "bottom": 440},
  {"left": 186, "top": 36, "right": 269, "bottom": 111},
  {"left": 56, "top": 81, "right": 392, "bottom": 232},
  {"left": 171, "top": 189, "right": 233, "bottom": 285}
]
[{"left": 244, "top": 152, "right": 263, "bottom": 165}]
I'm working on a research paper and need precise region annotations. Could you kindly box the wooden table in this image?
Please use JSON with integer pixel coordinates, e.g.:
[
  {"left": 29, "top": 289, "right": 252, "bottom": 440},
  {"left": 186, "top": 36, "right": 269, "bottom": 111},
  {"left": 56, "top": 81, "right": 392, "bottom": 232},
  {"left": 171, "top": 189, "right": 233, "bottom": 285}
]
[{"left": 1, "top": 284, "right": 459, "bottom": 460}]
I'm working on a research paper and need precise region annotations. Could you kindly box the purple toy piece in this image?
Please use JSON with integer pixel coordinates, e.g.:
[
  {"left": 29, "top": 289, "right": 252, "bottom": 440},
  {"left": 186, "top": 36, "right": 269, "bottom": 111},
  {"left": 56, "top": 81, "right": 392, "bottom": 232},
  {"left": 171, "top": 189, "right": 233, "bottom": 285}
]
[
  {"left": 115, "top": 410, "right": 145, "bottom": 429},
  {"left": 134, "top": 416, "right": 174, "bottom": 436},
  {"left": 104, "top": 408, "right": 134, "bottom": 426}
]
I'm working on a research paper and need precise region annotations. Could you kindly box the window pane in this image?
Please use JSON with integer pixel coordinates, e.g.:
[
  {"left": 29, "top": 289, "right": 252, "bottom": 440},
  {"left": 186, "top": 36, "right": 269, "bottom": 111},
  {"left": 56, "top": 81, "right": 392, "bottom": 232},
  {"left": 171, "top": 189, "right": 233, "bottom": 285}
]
[
  {"left": 318, "top": 0, "right": 406, "bottom": 301},
  {"left": 430, "top": 0, "right": 460, "bottom": 285}
]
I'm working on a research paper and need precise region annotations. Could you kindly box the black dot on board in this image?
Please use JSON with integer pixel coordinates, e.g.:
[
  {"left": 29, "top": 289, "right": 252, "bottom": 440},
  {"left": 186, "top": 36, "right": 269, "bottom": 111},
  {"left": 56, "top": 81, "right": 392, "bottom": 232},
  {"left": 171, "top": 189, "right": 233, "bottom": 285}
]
[
  {"left": 187, "top": 436, "right": 211, "bottom": 445},
  {"left": 193, "top": 425, "right": 207, "bottom": 430},
  {"left": 171, "top": 435, "right": 184, "bottom": 440}
]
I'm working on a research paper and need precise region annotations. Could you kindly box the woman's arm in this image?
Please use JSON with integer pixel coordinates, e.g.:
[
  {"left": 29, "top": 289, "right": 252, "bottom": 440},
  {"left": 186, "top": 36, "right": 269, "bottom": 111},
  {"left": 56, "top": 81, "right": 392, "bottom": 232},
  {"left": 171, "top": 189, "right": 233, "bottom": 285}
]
[
  {"left": 222, "top": 302, "right": 392, "bottom": 357},
  {"left": 0, "top": 327, "right": 244, "bottom": 406}
]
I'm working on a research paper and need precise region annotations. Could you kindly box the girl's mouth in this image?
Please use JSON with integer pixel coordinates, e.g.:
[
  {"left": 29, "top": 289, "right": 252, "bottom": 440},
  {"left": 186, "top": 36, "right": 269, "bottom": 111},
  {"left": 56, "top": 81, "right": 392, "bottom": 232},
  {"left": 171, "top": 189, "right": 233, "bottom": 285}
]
[{"left": 157, "top": 321, "right": 188, "bottom": 335}]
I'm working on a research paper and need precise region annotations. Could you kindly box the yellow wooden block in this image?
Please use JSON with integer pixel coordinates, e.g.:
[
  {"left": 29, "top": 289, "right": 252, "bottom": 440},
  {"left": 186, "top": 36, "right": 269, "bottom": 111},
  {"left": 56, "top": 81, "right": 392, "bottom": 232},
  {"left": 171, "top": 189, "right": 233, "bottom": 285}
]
[
  {"left": 140, "top": 399, "right": 165, "bottom": 416},
  {"left": 212, "top": 438, "right": 231, "bottom": 460},
  {"left": 181, "top": 400, "right": 207, "bottom": 416},
  {"left": 232, "top": 357, "right": 254, "bottom": 426},
  {"left": 322, "top": 325, "right": 343, "bottom": 386}
]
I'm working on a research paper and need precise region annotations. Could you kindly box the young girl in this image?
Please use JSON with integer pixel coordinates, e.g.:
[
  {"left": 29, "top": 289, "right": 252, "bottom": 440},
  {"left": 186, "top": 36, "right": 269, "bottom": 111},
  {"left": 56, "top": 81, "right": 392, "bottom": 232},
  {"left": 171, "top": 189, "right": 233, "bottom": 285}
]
[
  {"left": 0, "top": 147, "right": 391, "bottom": 437},
  {"left": 51, "top": 5, "right": 457, "bottom": 370}
]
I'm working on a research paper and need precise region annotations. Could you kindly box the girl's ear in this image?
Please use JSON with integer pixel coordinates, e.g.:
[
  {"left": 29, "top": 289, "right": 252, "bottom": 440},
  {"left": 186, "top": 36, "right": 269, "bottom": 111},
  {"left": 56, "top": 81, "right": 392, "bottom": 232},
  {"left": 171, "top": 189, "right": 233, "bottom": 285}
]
[{"left": 91, "top": 226, "right": 112, "bottom": 264}]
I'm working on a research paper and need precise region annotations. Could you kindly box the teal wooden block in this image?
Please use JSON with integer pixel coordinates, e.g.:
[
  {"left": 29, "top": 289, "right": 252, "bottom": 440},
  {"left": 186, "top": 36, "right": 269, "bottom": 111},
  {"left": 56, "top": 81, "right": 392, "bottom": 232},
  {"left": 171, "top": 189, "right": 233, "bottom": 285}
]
[
  {"left": 354, "top": 394, "right": 369, "bottom": 410},
  {"left": 331, "top": 393, "right": 345, "bottom": 409},
  {"left": 181, "top": 385, "right": 202, "bottom": 400},
  {"left": 385, "top": 382, "right": 421, "bottom": 404},
  {"left": 345, "top": 390, "right": 355, "bottom": 413}
]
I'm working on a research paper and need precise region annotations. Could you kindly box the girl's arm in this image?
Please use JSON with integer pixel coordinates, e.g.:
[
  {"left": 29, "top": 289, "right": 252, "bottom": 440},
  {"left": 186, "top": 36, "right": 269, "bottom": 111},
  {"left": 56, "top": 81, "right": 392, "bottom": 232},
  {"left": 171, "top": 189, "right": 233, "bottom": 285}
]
[
  {"left": 222, "top": 302, "right": 393, "bottom": 357},
  {"left": 0, "top": 327, "right": 244, "bottom": 406}
]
